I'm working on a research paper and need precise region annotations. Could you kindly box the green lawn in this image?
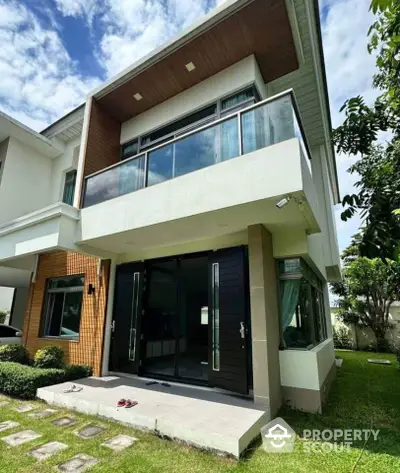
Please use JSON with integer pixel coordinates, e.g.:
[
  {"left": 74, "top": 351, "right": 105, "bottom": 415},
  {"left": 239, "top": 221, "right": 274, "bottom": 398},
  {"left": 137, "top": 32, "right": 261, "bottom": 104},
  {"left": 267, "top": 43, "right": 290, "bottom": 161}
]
[{"left": 0, "top": 351, "right": 399, "bottom": 472}]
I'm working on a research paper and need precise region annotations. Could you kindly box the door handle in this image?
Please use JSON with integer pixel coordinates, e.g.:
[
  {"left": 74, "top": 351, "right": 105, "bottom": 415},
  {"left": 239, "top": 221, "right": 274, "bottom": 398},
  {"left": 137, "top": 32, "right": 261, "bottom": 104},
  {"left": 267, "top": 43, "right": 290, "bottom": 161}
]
[
  {"left": 240, "top": 322, "right": 245, "bottom": 339},
  {"left": 111, "top": 320, "right": 116, "bottom": 333}
]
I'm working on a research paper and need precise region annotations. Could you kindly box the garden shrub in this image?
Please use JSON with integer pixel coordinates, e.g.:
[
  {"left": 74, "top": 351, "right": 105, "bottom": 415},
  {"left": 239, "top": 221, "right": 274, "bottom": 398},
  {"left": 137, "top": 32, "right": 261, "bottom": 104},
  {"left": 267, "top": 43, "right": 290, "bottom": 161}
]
[
  {"left": 34, "top": 346, "right": 64, "bottom": 369},
  {"left": 0, "top": 344, "right": 29, "bottom": 364},
  {"left": 0, "top": 362, "right": 65, "bottom": 399},
  {"left": 333, "top": 325, "right": 354, "bottom": 350},
  {"left": 64, "top": 364, "right": 93, "bottom": 382}
]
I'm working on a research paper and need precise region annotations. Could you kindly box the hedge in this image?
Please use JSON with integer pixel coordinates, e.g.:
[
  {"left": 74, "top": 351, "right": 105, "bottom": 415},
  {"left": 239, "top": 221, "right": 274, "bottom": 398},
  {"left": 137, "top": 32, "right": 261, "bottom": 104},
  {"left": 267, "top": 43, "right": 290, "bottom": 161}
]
[
  {"left": 0, "top": 362, "right": 93, "bottom": 400},
  {"left": 0, "top": 363, "right": 65, "bottom": 399},
  {"left": 34, "top": 346, "right": 65, "bottom": 369},
  {"left": 0, "top": 345, "right": 29, "bottom": 364}
]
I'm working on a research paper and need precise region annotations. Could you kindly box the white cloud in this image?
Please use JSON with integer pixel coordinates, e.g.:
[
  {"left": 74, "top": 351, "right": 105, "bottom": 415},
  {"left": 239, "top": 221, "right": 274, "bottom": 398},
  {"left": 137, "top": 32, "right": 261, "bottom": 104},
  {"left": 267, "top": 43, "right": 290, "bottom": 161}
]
[
  {"left": 0, "top": 0, "right": 101, "bottom": 131},
  {"left": 53, "top": 0, "right": 101, "bottom": 25},
  {"left": 321, "top": 0, "right": 378, "bottom": 252},
  {"left": 52, "top": 0, "right": 221, "bottom": 77},
  {"left": 98, "top": 0, "right": 216, "bottom": 77}
]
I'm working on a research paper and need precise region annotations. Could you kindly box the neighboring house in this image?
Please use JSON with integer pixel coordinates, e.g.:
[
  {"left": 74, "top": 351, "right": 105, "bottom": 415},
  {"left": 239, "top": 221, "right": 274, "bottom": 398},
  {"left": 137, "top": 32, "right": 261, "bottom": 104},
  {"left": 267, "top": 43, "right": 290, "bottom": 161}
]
[
  {"left": 0, "top": 0, "right": 340, "bottom": 415},
  {"left": 331, "top": 304, "right": 400, "bottom": 350}
]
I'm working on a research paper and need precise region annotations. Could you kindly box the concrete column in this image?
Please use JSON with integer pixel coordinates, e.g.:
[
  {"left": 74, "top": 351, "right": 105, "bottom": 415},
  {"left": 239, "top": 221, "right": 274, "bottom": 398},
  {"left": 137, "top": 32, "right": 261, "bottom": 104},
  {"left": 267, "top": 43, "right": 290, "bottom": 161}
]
[{"left": 248, "top": 224, "right": 282, "bottom": 416}]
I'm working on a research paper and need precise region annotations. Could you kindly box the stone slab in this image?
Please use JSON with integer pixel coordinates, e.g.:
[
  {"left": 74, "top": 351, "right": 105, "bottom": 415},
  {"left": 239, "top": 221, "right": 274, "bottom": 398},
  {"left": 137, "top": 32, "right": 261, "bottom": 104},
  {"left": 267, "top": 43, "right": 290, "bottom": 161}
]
[
  {"left": 29, "top": 441, "right": 68, "bottom": 461},
  {"left": 76, "top": 424, "right": 106, "bottom": 439},
  {"left": 28, "top": 409, "right": 58, "bottom": 419},
  {"left": 0, "top": 421, "right": 19, "bottom": 432},
  {"left": 52, "top": 417, "right": 78, "bottom": 428},
  {"left": 14, "top": 404, "right": 35, "bottom": 413},
  {"left": 57, "top": 454, "right": 99, "bottom": 472},
  {"left": 368, "top": 359, "right": 391, "bottom": 365},
  {"left": 2, "top": 430, "right": 42, "bottom": 446},
  {"left": 102, "top": 434, "right": 137, "bottom": 452}
]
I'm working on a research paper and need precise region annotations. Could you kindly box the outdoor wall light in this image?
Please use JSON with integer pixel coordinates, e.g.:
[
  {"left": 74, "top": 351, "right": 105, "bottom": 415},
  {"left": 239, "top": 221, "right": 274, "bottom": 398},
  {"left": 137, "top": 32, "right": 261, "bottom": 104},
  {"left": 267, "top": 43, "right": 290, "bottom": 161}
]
[{"left": 88, "top": 284, "right": 95, "bottom": 295}]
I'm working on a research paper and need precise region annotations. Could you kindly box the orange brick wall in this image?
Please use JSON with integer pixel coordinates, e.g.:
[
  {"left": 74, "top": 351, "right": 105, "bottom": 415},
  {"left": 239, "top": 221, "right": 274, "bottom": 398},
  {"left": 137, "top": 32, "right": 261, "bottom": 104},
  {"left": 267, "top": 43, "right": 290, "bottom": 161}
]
[{"left": 23, "top": 251, "right": 110, "bottom": 376}]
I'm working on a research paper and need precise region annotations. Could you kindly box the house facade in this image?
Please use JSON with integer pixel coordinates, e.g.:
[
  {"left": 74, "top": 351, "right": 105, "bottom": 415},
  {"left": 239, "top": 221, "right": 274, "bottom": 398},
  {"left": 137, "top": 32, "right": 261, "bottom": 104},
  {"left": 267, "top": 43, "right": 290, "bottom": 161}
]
[{"left": 0, "top": 0, "right": 340, "bottom": 416}]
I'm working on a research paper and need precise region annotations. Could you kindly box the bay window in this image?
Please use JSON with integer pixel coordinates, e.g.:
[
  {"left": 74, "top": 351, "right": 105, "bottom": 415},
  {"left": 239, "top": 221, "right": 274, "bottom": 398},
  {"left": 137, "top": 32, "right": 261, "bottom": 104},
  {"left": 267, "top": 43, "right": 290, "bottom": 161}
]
[{"left": 278, "top": 258, "right": 327, "bottom": 349}]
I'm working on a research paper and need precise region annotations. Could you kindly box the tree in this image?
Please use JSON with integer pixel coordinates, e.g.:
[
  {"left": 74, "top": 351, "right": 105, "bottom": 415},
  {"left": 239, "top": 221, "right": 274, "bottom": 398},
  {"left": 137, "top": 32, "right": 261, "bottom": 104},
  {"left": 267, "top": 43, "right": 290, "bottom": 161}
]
[
  {"left": 333, "top": 0, "right": 400, "bottom": 259},
  {"left": 331, "top": 254, "right": 400, "bottom": 352},
  {"left": 0, "top": 310, "right": 8, "bottom": 325}
]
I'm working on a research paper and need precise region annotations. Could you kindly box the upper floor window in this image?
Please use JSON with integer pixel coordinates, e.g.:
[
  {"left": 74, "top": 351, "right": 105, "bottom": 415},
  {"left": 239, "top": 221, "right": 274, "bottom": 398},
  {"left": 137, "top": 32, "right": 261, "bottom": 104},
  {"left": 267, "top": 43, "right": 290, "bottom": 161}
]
[
  {"left": 62, "top": 170, "right": 77, "bottom": 205},
  {"left": 41, "top": 275, "right": 84, "bottom": 340},
  {"left": 120, "top": 85, "right": 260, "bottom": 160},
  {"left": 221, "top": 86, "right": 259, "bottom": 115},
  {"left": 278, "top": 258, "right": 327, "bottom": 350}
]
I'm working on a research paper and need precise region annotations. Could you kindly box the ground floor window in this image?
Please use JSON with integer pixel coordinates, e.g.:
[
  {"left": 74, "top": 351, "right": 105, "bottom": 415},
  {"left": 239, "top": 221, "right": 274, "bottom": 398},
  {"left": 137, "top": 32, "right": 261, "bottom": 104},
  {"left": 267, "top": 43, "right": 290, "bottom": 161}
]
[
  {"left": 278, "top": 258, "right": 327, "bottom": 349},
  {"left": 40, "top": 275, "right": 84, "bottom": 339}
]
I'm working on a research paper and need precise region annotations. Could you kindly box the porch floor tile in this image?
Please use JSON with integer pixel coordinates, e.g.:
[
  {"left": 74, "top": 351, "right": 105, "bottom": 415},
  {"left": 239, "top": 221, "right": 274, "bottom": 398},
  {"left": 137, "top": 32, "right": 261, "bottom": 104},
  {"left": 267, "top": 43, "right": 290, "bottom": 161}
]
[{"left": 37, "top": 376, "right": 269, "bottom": 457}]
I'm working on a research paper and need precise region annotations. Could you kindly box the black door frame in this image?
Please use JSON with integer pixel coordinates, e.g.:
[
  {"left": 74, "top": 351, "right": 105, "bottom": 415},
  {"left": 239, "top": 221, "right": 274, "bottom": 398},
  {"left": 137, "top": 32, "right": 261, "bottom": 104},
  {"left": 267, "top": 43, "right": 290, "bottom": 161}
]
[{"left": 110, "top": 248, "right": 251, "bottom": 393}]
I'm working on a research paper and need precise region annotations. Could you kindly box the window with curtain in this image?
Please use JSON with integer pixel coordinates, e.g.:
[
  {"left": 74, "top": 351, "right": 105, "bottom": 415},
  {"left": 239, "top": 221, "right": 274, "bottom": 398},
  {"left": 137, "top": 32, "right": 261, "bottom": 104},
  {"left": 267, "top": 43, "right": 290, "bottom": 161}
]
[
  {"left": 41, "top": 276, "right": 84, "bottom": 339},
  {"left": 278, "top": 258, "right": 327, "bottom": 350},
  {"left": 62, "top": 170, "right": 77, "bottom": 206}
]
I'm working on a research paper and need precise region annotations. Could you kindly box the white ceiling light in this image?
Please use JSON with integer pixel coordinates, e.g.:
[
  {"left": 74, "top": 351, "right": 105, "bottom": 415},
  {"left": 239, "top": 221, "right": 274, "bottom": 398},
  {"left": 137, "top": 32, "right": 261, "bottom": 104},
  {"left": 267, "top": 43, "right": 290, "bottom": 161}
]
[
  {"left": 185, "top": 62, "right": 196, "bottom": 72},
  {"left": 133, "top": 93, "right": 143, "bottom": 101}
]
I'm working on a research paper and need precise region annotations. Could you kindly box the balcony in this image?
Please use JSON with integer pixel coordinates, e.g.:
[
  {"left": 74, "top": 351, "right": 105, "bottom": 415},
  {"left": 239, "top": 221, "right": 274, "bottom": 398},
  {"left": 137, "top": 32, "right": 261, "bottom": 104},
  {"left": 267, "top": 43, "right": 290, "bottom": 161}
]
[
  {"left": 78, "top": 91, "right": 320, "bottom": 254},
  {"left": 83, "top": 91, "right": 312, "bottom": 208}
]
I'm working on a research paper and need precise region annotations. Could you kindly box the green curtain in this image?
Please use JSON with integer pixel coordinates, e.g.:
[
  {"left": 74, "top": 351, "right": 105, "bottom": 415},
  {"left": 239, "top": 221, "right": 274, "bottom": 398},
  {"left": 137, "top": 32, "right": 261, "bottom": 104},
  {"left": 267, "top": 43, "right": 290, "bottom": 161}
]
[{"left": 281, "top": 279, "right": 301, "bottom": 330}]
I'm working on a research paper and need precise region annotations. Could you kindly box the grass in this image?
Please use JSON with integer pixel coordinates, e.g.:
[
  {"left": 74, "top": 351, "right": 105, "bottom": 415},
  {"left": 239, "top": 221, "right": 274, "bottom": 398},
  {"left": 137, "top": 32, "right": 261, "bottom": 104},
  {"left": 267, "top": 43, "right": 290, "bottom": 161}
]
[{"left": 0, "top": 351, "right": 399, "bottom": 472}]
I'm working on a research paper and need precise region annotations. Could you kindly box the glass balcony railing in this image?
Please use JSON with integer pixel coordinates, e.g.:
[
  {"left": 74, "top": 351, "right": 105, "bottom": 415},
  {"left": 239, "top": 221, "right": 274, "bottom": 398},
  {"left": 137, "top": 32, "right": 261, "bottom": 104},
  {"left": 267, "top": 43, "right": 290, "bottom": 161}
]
[{"left": 83, "top": 91, "right": 312, "bottom": 208}]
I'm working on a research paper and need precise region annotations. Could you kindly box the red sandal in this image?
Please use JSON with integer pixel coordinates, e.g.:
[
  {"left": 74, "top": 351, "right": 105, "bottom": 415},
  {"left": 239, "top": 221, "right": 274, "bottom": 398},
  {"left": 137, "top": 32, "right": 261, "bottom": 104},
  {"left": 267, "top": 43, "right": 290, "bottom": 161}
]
[
  {"left": 117, "top": 399, "right": 127, "bottom": 407},
  {"left": 125, "top": 400, "right": 138, "bottom": 408}
]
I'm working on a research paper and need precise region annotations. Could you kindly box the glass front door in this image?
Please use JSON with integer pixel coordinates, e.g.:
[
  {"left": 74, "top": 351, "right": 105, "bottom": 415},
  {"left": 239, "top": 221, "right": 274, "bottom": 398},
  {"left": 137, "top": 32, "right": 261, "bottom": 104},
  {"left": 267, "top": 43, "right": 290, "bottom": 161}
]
[{"left": 141, "top": 254, "right": 209, "bottom": 382}]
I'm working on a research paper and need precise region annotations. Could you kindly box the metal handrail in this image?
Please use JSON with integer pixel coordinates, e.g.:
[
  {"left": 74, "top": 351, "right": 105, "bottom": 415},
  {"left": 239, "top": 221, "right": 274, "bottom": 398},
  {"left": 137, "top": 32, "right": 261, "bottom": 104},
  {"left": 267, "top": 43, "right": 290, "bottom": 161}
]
[{"left": 84, "top": 89, "right": 311, "bottom": 181}]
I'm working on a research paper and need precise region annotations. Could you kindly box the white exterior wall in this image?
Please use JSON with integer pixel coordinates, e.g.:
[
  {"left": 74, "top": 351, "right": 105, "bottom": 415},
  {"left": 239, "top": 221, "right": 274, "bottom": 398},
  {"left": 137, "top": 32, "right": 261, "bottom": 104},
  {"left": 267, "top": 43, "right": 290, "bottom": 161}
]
[
  {"left": 0, "top": 137, "right": 52, "bottom": 225},
  {"left": 279, "top": 339, "right": 334, "bottom": 391},
  {"left": 120, "top": 55, "right": 266, "bottom": 144},
  {"left": 49, "top": 136, "right": 80, "bottom": 204}
]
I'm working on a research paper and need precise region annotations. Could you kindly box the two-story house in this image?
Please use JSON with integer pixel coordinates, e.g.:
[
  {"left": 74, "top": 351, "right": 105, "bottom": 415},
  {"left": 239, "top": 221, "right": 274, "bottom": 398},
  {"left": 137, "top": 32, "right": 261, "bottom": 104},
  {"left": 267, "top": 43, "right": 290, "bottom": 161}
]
[{"left": 0, "top": 0, "right": 340, "bottom": 425}]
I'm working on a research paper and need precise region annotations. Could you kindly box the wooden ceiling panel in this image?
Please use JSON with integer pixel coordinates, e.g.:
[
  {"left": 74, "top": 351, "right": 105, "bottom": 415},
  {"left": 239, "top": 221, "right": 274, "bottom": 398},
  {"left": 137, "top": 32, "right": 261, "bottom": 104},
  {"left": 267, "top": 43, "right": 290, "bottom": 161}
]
[{"left": 98, "top": 0, "right": 298, "bottom": 122}]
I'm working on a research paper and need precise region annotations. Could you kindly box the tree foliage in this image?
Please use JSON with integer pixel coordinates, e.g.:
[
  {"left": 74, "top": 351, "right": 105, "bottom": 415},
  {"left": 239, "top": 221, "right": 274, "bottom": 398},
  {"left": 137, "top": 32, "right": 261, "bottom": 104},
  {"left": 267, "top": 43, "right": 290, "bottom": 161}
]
[
  {"left": 333, "top": 0, "right": 400, "bottom": 259},
  {"left": 331, "top": 252, "right": 400, "bottom": 351}
]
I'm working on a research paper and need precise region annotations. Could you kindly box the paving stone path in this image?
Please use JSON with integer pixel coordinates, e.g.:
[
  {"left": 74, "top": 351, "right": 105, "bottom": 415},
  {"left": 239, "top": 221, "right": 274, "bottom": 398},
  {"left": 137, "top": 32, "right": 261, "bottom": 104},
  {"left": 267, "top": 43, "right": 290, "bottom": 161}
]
[
  {"left": 57, "top": 453, "right": 99, "bottom": 473},
  {"left": 0, "top": 421, "right": 19, "bottom": 432},
  {"left": 76, "top": 424, "right": 106, "bottom": 439},
  {"left": 102, "top": 434, "right": 137, "bottom": 452},
  {"left": 0, "top": 405, "right": 138, "bottom": 472},
  {"left": 13, "top": 404, "right": 35, "bottom": 413},
  {"left": 29, "top": 441, "right": 68, "bottom": 461},
  {"left": 52, "top": 417, "right": 78, "bottom": 428},
  {"left": 28, "top": 409, "right": 58, "bottom": 419},
  {"left": 2, "top": 430, "right": 42, "bottom": 446}
]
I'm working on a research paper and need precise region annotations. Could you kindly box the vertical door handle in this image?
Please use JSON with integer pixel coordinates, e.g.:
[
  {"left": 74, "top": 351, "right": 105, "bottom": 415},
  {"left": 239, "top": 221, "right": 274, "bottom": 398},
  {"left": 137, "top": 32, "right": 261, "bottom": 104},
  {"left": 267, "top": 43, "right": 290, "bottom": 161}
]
[
  {"left": 111, "top": 320, "right": 116, "bottom": 333},
  {"left": 240, "top": 322, "right": 245, "bottom": 339}
]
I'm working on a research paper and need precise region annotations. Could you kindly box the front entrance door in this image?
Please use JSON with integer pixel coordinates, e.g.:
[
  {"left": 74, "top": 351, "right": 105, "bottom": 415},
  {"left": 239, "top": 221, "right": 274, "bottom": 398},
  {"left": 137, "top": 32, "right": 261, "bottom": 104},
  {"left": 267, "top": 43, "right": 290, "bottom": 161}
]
[
  {"left": 110, "top": 262, "right": 144, "bottom": 374},
  {"left": 141, "top": 254, "right": 209, "bottom": 382},
  {"left": 109, "top": 247, "right": 249, "bottom": 394},
  {"left": 208, "top": 247, "right": 249, "bottom": 394}
]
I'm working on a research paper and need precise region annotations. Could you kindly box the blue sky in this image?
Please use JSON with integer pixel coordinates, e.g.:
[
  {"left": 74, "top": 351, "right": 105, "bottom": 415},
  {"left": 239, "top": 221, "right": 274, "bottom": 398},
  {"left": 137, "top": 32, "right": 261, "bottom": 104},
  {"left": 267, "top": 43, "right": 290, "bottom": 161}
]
[{"left": 0, "top": 0, "right": 378, "bottom": 254}]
